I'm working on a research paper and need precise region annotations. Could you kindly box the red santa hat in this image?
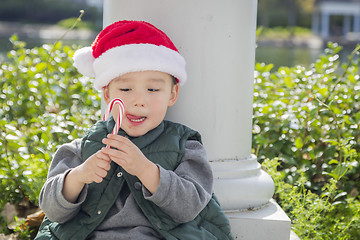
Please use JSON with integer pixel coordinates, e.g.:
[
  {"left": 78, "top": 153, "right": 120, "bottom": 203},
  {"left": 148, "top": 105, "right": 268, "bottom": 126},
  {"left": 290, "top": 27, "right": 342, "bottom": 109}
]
[{"left": 73, "top": 20, "right": 187, "bottom": 90}]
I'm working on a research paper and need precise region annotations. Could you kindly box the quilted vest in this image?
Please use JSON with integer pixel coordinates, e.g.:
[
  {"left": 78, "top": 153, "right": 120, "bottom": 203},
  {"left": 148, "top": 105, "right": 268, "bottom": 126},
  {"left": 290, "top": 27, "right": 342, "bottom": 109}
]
[{"left": 35, "top": 119, "right": 233, "bottom": 240}]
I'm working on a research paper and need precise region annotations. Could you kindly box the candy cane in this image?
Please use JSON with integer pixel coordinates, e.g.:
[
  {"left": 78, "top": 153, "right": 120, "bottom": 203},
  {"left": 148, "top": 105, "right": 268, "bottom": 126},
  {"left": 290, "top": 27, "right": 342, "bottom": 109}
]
[{"left": 103, "top": 98, "right": 125, "bottom": 148}]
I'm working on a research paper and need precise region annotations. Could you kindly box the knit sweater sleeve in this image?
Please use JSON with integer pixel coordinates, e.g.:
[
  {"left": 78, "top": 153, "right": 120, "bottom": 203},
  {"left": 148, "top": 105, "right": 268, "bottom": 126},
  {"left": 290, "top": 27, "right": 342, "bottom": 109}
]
[
  {"left": 39, "top": 139, "right": 88, "bottom": 223},
  {"left": 143, "top": 140, "right": 213, "bottom": 223}
]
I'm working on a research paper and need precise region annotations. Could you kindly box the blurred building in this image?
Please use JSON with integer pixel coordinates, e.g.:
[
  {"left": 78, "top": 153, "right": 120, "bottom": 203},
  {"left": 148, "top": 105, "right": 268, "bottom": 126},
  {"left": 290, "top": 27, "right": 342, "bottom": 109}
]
[
  {"left": 67, "top": 0, "right": 102, "bottom": 10},
  {"left": 85, "top": 0, "right": 103, "bottom": 10},
  {"left": 312, "top": 0, "right": 360, "bottom": 40}
]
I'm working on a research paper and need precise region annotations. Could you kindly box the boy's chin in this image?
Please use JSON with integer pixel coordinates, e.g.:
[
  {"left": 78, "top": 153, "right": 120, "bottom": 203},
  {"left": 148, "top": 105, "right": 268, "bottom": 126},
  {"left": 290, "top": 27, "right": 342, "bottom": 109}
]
[
  {"left": 123, "top": 122, "right": 162, "bottom": 137},
  {"left": 123, "top": 128, "right": 150, "bottom": 138}
]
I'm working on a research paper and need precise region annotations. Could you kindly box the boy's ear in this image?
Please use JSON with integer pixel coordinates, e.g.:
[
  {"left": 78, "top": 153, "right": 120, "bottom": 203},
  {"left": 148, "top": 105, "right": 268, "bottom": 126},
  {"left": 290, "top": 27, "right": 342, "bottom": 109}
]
[
  {"left": 103, "top": 87, "right": 110, "bottom": 104},
  {"left": 168, "top": 84, "right": 179, "bottom": 107}
]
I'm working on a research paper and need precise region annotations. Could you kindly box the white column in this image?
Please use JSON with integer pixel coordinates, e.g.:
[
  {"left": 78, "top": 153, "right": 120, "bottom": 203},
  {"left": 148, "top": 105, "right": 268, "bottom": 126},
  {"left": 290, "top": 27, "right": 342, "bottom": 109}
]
[
  {"left": 312, "top": 10, "right": 320, "bottom": 35},
  {"left": 103, "top": 1, "right": 291, "bottom": 239},
  {"left": 321, "top": 11, "right": 330, "bottom": 39},
  {"left": 343, "top": 15, "right": 351, "bottom": 37},
  {"left": 354, "top": 14, "right": 360, "bottom": 39}
]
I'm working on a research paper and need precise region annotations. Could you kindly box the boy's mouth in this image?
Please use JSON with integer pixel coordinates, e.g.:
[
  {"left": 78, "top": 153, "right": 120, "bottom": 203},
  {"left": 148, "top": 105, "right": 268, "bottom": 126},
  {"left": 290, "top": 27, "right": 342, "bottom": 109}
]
[
  {"left": 130, "top": 117, "right": 146, "bottom": 122},
  {"left": 127, "top": 114, "right": 146, "bottom": 123}
]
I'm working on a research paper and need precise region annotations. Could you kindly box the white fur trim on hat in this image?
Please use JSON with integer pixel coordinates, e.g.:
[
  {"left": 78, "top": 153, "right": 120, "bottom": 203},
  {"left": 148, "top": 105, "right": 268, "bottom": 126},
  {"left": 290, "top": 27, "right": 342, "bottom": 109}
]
[
  {"left": 92, "top": 44, "right": 186, "bottom": 90},
  {"left": 73, "top": 47, "right": 96, "bottom": 78}
]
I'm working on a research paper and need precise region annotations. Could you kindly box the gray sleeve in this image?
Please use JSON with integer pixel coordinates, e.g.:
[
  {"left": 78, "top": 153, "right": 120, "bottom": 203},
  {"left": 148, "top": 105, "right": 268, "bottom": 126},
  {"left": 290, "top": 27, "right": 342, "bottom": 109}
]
[
  {"left": 143, "top": 140, "right": 213, "bottom": 223},
  {"left": 39, "top": 139, "right": 88, "bottom": 223}
]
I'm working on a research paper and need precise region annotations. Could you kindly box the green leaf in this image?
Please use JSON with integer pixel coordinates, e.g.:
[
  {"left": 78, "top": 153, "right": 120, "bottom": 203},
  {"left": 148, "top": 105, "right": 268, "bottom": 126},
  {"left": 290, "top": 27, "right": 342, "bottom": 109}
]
[
  {"left": 41, "top": 132, "right": 49, "bottom": 145},
  {"left": 355, "top": 112, "right": 360, "bottom": 121},
  {"left": 35, "top": 62, "right": 47, "bottom": 73},
  {"left": 323, "top": 139, "right": 339, "bottom": 146},
  {"left": 334, "top": 192, "right": 347, "bottom": 200},
  {"left": 328, "top": 159, "right": 339, "bottom": 165},
  {"left": 318, "top": 88, "right": 328, "bottom": 96},
  {"left": 284, "top": 76, "right": 295, "bottom": 88},
  {"left": 324, "top": 164, "right": 349, "bottom": 180},
  {"left": 295, "top": 137, "right": 303, "bottom": 149}
]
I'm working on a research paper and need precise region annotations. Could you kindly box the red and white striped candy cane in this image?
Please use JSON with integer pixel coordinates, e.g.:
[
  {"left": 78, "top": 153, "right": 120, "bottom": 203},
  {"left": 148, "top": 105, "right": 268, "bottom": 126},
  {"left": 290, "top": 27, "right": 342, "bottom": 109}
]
[{"left": 103, "top": 98, "right": 125, "bottom": 148}]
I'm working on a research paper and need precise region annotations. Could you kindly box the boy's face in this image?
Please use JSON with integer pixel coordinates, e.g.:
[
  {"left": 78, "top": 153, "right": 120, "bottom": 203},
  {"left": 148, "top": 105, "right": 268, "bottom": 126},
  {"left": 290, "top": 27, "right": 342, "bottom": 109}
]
[{"left": 104, "top": 71, "right": 179, "bottom": 137}]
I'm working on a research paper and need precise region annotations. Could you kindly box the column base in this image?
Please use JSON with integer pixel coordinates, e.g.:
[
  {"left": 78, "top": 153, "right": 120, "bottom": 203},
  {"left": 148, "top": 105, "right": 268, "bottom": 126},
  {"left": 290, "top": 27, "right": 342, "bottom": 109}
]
[
  {"left": 226, "top": 199, "right": 292, "bottom": 240},
  {"left": 210, "top": 155, "right": 275, "bottom": 210}
]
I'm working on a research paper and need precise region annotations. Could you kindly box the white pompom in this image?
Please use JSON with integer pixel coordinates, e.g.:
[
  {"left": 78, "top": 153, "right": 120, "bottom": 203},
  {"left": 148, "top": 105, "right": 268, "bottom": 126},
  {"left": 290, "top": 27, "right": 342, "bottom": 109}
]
[{"left": 73, "top": 47, "right": 96, "bottom": 77}]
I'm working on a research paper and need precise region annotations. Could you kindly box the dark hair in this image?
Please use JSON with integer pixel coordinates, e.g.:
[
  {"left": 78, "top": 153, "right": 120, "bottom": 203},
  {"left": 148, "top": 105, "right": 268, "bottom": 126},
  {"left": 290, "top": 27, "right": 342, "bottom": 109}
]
[{"left": 172, "top": 76, "right": 178, "bottom": 85}]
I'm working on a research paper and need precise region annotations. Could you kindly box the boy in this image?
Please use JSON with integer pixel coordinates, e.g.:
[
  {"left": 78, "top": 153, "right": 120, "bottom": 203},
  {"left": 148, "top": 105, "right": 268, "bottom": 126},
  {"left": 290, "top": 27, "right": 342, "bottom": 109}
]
[{"left": 36, "top": 20, "right": 233, "bottom": 240}]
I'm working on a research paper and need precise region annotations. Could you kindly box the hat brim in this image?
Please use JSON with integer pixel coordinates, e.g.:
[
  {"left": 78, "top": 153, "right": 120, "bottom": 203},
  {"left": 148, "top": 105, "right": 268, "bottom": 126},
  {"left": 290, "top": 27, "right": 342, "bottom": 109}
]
[{"left": 93, "top": 44, "right": 187, "bottom": 90}]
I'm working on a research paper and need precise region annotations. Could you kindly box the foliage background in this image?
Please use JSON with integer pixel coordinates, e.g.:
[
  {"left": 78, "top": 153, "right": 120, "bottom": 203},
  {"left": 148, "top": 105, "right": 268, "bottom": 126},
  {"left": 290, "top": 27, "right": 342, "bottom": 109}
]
[
  {"left": 254, "top": 43, "right": 360, "bottom": 239},
  {"left": 0, "top": 36, "right": 101, "bottom": 238},
  {"left": 0, "top": 38, "right": 360, "bottom": 239}
]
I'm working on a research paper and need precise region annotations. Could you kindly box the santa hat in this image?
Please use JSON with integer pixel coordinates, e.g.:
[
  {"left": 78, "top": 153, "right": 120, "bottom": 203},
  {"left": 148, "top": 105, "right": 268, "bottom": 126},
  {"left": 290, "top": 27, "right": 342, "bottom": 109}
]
[{"left": 73, "top": 20, "right": 187, "bottom": 90}]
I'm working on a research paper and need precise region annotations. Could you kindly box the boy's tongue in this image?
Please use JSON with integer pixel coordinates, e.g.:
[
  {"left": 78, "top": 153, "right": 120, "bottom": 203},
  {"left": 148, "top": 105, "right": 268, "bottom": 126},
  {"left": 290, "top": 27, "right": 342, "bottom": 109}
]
[{"left": 127, "top": 114, "right": 146, "bottom": 123}]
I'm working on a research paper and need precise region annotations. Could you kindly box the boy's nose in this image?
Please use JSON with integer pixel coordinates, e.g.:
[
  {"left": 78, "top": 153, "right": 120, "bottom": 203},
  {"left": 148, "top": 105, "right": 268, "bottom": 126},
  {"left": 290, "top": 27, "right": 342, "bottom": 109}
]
[
  {"left": 133, "top": 93, "right": 146, "bottom": 107},
  {"left": 134, "top": 101, "right": 145, "bottom": 107}
]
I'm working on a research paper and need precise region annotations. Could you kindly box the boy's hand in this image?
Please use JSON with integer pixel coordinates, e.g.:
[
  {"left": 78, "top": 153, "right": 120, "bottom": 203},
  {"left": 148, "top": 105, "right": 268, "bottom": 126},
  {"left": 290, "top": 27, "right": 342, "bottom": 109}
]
[
  {"left": 102, "top": 134, "right": 148, "bottom": 176},
  {"left": 74, "top": 149, "right": 112, "bottom": 184},
  {"left": 63, "top": 150, "right": 111, "bottom": 203},
  {"left": 102, "top": 134, "right": 160, "bottom": 193}
]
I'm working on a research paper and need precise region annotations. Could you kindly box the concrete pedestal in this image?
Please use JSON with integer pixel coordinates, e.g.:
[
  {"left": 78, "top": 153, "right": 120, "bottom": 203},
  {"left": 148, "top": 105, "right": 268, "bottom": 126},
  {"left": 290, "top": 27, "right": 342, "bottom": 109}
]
[{"left": 226, "top": 199, "right": 291, "bottom": 240}]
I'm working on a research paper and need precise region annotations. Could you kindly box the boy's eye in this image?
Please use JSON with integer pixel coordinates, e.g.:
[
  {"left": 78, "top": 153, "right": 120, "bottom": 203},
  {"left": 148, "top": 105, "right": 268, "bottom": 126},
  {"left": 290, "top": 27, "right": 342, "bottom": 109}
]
[
  {"left": 148, "top": 88, "right": 159, "bottom": 92},
  {"left": 120, "top": 88, "right": 131, "bottom": 92}
]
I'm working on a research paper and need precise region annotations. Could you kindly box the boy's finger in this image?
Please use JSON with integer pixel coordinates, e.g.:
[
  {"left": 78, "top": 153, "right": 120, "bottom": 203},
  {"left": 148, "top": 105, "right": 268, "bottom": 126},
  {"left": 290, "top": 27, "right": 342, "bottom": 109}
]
[
  {"left": 96, "top": 169, "right": 108, "bottom": 178},
  {"left": 106, "top": 134, "right": 132, "bottom": 145},
  {"left": 111, "top": 158, "right": 127, "bottom": 168},
  {"left": 96, "top": 159, "right": 111, "bottom": 171},
  {"left": 102, "top": 147, "right": 127, "bottom": 160},
  {"left": 103, "top": 137, "right": 135, "bottom": 153},
  {"left": 92, "top": 175, "right": 104, "bottom": 184},
  {"left": 97, "top": 148, "right": 112, "bottom": 161},
  {"left": 102, "top": 139, "right": 130, "bottom": 153}
]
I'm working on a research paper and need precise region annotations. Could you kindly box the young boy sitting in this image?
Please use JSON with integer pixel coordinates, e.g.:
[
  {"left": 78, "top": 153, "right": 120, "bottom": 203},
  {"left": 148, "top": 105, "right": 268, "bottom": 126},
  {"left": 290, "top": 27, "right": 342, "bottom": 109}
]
[{"left": 35, "top": 20, "right": 233, "bottom": 240}]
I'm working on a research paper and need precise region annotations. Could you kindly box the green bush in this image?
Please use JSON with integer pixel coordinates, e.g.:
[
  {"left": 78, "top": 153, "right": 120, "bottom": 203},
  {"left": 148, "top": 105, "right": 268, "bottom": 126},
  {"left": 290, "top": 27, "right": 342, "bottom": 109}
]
[
  {"left": 57, "top": 18, "right": 96, "bottom": 30},
  {"left": 0, "top": 35, "right": 101, "bottom": 237},
  {"left": 1, "top": 35, "right": 359, "bottom": 239},
  {"left": 263, "top": 158, "right": 360, "bottom": 239},
  {"left": 254, "top": 42, "right": 360, "bottom": 239},
  {"left": 257, "top": 26, "right": 313, "bottom": 39}
]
